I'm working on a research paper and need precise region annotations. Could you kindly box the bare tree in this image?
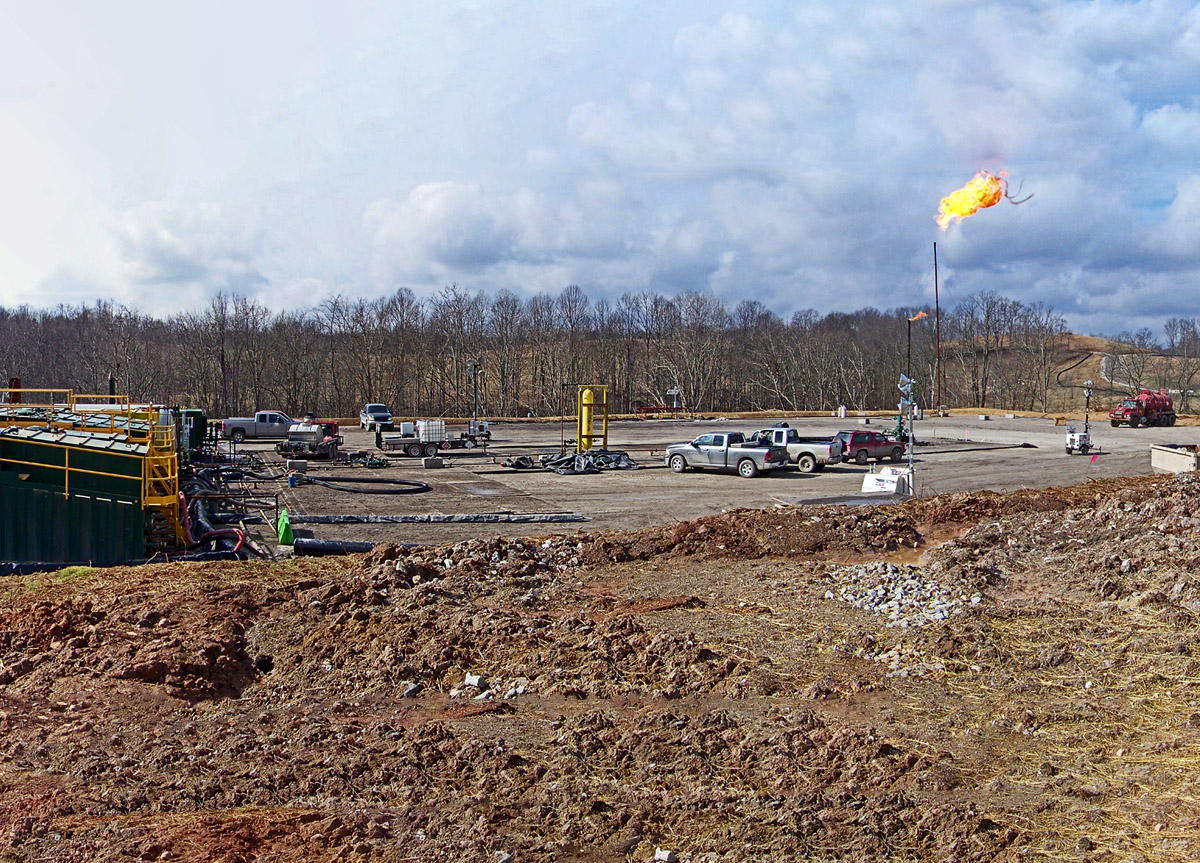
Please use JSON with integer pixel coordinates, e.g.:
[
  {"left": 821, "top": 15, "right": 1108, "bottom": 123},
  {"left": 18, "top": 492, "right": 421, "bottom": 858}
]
[{"left": 1105, "top": 328, "right": 1159, "bottom": 393}]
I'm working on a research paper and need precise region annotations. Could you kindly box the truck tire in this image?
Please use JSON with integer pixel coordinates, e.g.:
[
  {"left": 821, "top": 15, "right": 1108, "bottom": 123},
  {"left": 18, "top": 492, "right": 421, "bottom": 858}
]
[
  {"left": 1111, "top": 420, "right": 1120, "bottom": 427},
  {"left": 423, "top": 443, "right": 440, "bottom": 457},
  {"left": 890, "top": 446, "right": 903, "bottom": 462},
  {"left": 669, "top": 454, "right": 688, "bottom": 473},
  {"left": 737, "top": 458, "right": 759, "bottom": 478},
  {"left": 405, "top": 443, "right": 422, "bottom": 458},
  {"left": 231, "top": 429, "right": 246, "bottom": 443},
  {"left": 854, "top": 449, "right": 869, "bottom": 465},
  {"left": 797, "top": 453, "right": 817, "bottom": 473},
  {"left": 1079, "top": 443, "right": 1091, "bottom": 454},
  {"left": 1130, "top": 416, "right": 1141, "bottom": 428},
  {"left": 1168, "top": 414, "right": 1177, "bottom": 426}
]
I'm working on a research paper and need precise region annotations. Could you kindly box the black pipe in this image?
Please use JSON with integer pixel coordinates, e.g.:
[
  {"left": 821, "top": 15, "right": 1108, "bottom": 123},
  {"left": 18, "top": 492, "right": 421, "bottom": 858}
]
[{"left": 293, "top": 538, "right": 377, "bottom": 556}]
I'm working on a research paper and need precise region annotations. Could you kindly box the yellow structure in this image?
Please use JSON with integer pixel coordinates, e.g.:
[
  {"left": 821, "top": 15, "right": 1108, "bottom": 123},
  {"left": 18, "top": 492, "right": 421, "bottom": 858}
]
[
  {"left": 0, "top": 388, "right": 183, "bottom": 550},
  {"left": 575, "top": 385, "right": 608, "bottom": 453}
]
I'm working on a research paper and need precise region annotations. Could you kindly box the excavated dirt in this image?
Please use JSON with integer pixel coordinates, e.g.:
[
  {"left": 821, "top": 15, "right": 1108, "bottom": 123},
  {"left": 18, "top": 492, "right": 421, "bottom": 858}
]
[{"left": 3, "top": 472, "right": 1200, "bottom": 861}]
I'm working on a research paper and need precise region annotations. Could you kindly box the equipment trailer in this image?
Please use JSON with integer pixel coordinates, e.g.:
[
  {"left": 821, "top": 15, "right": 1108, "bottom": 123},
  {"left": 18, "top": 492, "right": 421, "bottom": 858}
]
[{"left": 378, "top": 419, "right": 490, "bottom": 457}]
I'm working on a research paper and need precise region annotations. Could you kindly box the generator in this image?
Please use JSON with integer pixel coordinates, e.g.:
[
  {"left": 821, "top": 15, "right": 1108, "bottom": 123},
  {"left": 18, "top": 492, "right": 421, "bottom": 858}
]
[{"left": 276, "top": 420, "right": 342, "bottom": 460}]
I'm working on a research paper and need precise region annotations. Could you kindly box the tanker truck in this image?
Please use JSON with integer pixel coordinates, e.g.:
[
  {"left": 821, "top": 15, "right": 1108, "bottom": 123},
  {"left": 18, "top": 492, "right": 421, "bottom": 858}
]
[{"left": 1109, "top": 388, "right": 1176, "bottom": 427}]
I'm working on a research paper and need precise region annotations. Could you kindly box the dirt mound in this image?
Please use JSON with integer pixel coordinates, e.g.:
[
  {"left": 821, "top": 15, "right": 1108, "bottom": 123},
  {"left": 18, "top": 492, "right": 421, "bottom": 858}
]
[
  {"left": 904, "top": 473, "right": 1169, "bottom": 527},
  {"left": 3, "top": 473, "right": 1200, "bottom": 861}
]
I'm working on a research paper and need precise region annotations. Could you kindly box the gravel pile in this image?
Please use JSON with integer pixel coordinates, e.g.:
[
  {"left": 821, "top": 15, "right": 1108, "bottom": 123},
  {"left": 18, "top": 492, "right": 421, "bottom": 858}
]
[{"left": 823, "top": 561, "right": 981, "bottom": 629}]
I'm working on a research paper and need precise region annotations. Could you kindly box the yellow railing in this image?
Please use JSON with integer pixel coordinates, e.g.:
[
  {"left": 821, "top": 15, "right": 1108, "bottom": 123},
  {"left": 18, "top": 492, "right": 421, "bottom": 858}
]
[
  {"left": 1, "top": 388, "right": 185, "bottom": 550},
  {"left": 0, "top": 445, "right": 145, "bottom": 499}
]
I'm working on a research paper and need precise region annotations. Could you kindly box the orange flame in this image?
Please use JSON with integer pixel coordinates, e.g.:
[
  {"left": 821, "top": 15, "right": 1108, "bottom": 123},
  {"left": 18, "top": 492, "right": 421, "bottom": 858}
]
[
  {"left": 908, "top": 311, "right": 929, "bottom": 322},
  {"left": 936, "top": 170, "right": 1008, "bottom": 230}
]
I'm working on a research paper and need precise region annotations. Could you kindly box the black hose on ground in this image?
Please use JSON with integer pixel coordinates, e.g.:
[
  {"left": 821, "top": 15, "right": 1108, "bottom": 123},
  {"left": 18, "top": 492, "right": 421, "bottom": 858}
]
[
  {"left": 221, "top": 467, "right": 287, "bottom": 482},
  {"left": 292, "top": 475, "right": 431, "bottom": 494},
  {"left": 288, "top": 512, "right": 586, "bottom": 524},
  {"left": 0, "top": 550, "right": 246, "bottom": 576}
]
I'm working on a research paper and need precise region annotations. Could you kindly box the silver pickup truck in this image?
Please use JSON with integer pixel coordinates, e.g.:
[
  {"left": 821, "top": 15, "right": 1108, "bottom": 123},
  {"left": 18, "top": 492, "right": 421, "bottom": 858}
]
[
  {"left": 220, "top": 410, "right": 294, "bottom": 443},
  {"left": 665, "top": 431, "right": 789, "bottom": 478},
  {"left": 751, "top": 426, "right": 844, "bottom": 473}
]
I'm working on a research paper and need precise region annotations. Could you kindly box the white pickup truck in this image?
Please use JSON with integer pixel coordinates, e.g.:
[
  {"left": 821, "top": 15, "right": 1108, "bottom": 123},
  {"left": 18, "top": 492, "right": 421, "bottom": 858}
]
[{"left": 751, "top": 426, "right": 844, "bottom": 473}]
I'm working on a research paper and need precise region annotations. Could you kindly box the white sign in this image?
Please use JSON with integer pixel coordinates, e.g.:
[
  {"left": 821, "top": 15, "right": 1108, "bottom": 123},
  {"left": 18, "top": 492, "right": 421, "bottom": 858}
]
[{"left": 861, "top": 466, "right": 912, "bottom": 495}]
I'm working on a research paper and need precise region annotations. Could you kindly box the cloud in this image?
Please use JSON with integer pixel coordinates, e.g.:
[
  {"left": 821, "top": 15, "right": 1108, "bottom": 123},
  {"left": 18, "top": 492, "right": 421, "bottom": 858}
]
[
  {"left": 6, "top": 1, "right": 1200, "bottom": 335},
  {"left": 674, "top": 12, "right": 767, "bottom": 62},
  {"left": 365, "top": 178, "right": 638, "bottom": 287},
  {"left": 1143, "top": 174, "right": 1200, "bottom": 261},
  {"left": 113, "top": 202, "right": 267, "bottom": 297},
  {"left": 365, "top": 182, "right": 519, "bottom": 274},
  {"left": 1142, "top": 104, "right": 1200, "bottom": 153}
]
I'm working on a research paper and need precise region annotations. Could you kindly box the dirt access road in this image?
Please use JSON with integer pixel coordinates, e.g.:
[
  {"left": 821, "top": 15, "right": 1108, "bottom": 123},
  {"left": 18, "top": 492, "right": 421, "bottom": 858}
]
[{"left": 262, "top": 414, "right": 1192, "bottom": 547}]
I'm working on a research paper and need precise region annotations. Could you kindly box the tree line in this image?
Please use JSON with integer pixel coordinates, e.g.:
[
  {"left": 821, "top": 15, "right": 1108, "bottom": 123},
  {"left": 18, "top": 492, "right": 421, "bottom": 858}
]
[{"left": 0, "top": 285, "right": 1192, "bottom": 419}]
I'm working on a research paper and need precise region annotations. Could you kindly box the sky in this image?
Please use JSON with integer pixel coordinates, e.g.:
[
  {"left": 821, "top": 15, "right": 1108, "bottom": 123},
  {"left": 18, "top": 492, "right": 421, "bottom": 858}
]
[{"left": 2, "top": 0, "right": 1200, "bottom": 336}]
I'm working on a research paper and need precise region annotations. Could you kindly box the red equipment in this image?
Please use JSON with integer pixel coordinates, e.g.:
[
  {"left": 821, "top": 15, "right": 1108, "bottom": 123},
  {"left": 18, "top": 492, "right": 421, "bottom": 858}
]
[{"left": 1109, "top": 388, "right": 1176, "bottom": 428}]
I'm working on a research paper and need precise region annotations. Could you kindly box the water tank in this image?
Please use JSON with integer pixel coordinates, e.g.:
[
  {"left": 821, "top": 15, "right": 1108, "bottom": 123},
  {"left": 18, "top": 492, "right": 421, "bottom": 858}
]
[{"left": 417, "top": 419, "right": 446, "bottom": 442}]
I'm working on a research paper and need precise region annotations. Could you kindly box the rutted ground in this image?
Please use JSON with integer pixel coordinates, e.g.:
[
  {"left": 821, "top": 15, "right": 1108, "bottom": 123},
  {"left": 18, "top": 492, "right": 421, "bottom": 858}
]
[{"left": 1, "top": 472, "right": 1199, "bottom": 862}]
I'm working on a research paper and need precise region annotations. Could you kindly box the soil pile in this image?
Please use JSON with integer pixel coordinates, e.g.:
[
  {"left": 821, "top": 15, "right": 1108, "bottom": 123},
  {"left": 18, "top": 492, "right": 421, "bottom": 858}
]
[{"left": 2, "top": 473, "right": 1200, "bottom": 861}]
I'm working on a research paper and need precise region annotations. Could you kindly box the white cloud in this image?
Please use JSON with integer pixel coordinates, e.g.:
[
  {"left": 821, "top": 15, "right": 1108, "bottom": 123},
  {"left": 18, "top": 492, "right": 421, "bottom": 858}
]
[
  {"left": 674, "top": 12, "right": 767, "bottom": 62},
  {"left": 365, "top": 182, "right": 519, "bottom": 273},
  {"left": 1143, "top": 175, "right": 1200, "bottom": 260},
  {"left": 1142, "top": 104, "right": 1200, "bottom": 152},
  {"left": 3, "top": 0, "right": 1200, "bottom": 334},
  {"left": 109, "top": 202, "right": 267, "bottom": 314}
]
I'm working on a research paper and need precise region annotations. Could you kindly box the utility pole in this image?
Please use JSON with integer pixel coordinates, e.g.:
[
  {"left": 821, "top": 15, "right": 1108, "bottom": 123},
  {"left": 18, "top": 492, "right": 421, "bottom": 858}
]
[
  {"left": 467, "top": 357, "right": 482, "bottom": 423},
  {"left": 933, "top": 242, "right": 942, "bottom": 414}
]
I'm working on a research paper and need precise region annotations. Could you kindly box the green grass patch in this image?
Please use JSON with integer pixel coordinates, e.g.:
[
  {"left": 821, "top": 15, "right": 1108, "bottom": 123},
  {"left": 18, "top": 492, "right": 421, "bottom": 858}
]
[{"left": 53, "top": 565, "right": 96, "bottom": 583}]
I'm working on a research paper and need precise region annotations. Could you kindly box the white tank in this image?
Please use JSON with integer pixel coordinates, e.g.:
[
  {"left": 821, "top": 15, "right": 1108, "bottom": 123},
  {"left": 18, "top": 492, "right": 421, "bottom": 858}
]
[{"left": 417, "top": 419, "right": 446, "bottom": 442}]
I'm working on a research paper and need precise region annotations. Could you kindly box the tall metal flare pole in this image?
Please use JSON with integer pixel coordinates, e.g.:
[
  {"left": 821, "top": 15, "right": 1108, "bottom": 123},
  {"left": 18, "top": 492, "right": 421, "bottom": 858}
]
[
  {"left": 906, "top": 318, "right": 912, "bottom": 383},
  {"left": 933, "top": 242, "right": 941, "bottom": 413}
]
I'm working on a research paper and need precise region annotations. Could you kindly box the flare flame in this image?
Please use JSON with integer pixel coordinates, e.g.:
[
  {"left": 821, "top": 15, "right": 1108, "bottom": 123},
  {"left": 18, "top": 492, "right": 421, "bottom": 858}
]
[{"left": 936, "top": 170, "right": 1009, "bottom": 230}]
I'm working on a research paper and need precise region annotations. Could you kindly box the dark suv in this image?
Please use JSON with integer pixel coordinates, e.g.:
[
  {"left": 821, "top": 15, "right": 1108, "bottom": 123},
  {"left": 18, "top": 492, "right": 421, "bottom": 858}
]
[
  {"left": 833, "top": 430, "right": 906, "bottom": 465},
  {"left": 359, "top": 403, "right": 394, "bottom": 431}
]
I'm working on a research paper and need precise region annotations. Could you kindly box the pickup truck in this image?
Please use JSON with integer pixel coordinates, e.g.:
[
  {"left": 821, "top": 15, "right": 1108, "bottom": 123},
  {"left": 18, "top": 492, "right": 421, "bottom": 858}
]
[
  {"left": 751, "top": 426, "right": 844, "bottom": 473},
  {"left": 833, "top": 429, "right": 906, "bottom": 465},
  {"left": 220, "top": 411, "right": 294, "bottom": 443},
  {"left": 665, "top": 431, "right": 789, "bottom": 478}
]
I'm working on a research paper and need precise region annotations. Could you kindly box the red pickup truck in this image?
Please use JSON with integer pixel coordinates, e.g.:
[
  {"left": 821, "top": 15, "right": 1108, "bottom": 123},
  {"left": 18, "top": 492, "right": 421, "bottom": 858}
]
[{"left": 833, "top": 430, "right": 906, "bottom": 465}]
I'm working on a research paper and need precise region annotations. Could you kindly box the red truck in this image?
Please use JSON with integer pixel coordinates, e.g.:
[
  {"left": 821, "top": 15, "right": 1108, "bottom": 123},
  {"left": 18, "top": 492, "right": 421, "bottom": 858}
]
[
  {"left": 1109, "top": 388, "right": 1176, "bottom": 427},
  {"left": 833, "top": 430, "right": 907, "bottom": 465}
]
